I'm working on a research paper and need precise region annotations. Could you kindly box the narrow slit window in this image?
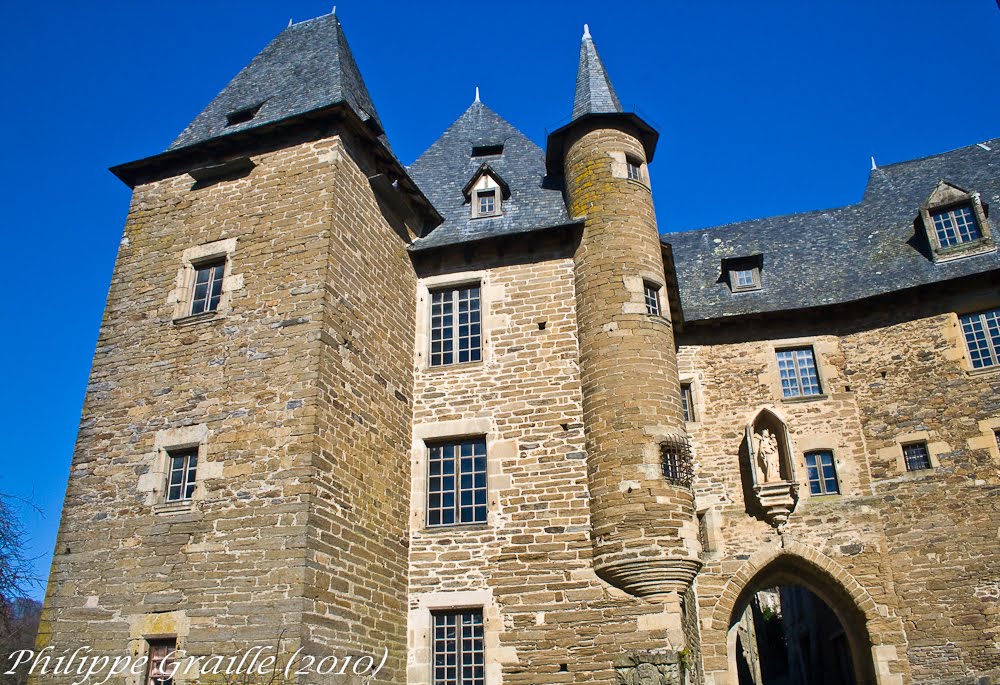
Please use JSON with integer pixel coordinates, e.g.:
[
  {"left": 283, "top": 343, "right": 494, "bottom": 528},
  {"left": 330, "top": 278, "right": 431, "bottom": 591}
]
[
  {"left": 430, "top": 285, "right": 482, "bottom": 366},
  {"left": 471, "top": 144, "right": 503, "bottom": 157},
  {"left": 644, "top": 282, "right": 661, "bottom": 316},
  {"left": 931, "top": 203, "right": 982, "bottom": 248},
  {"left": 427, "top": 438, "right": 487, "bottom": 527},
  {"left": 433, "top": 610, "right": 484, "bottom": 685},
  {"left": 902, "top": 442, "right": 931, "bottom": 471},
  {"left": 776, "top": 347, "right": 822, "bottom": 398},
  {"left": 804, "top": 450, "right": 839, "bottom": 495},
  {"left": 960, "top": 308, "right": 1000, "bottom": 369},
  {"left": 191, "top": 259, "right": 225, "bottom": 315},
  {"left": 166, "top": 448, "right": 198, "bottom": 502},
  {"left": 680, "top": 383, "right": 694, "bottom": 422}
]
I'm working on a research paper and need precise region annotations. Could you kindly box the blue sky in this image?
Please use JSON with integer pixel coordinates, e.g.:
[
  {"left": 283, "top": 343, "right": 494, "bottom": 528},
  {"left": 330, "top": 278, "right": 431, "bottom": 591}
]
[{"left": 2, "top": 1, "right": 998, "bottom": 600}]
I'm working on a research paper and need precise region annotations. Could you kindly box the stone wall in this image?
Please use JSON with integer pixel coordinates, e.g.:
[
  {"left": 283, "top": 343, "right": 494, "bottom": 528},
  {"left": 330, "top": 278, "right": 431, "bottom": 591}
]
[
  {"left": 407, "top": 237, "right": 685, "bottom": 685},
  {"left": 37, "top": 129, "right": 415, "bottom": 684},
  {"left": 680, "top": 280, "right": 1000, "bottom": 685}
]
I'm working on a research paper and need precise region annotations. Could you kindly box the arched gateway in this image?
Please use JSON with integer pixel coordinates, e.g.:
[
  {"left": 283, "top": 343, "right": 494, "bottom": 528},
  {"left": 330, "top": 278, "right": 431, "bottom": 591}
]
[{"left": 702, "top": 541, "right": 911, "bottom": 685}]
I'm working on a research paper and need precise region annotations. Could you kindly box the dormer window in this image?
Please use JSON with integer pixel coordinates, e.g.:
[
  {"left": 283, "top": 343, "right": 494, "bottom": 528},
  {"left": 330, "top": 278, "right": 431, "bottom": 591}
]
[
  {"left": 225, "top": 103, "right": 262, "bottom": 127},
  {"left": 919, "top": 181, "right": 995, "bottom": 261},
  {"left": 478, "top": 189, "right": 496, "bottom": 216},
  {"left": 722, "top": 255, "right": 763, "bottom": 293},
  {"left": 464, "top": 163, "right": 509, "bottom": 219},
  {"left": 930, "top": 203, "right": 981, "bottom": 248}
]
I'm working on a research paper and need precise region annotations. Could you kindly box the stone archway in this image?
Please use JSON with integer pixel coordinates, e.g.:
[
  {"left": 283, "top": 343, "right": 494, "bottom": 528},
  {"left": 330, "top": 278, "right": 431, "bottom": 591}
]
[{"left": 702, "top": 541, "right": 910, "bottom": 685}]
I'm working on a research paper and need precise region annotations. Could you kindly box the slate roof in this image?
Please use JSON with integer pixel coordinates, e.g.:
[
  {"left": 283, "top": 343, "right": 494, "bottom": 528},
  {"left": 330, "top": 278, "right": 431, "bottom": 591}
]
[
  {"left": 170, "top": 12, "right": 387, "bottom": 152},
  {"left": 572, "top": 26, "right": 623, "bottom": 120},
  {"left": 408, "top": 102, "right": 577, "bottom": 251},
  {"left": 667, "top": 139, "right": 1000, "bottom": 322}
]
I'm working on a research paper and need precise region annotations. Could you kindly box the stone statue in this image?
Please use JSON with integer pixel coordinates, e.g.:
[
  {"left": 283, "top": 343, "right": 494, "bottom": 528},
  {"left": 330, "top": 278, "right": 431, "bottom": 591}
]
[
  {"left": 635, "top": 663, "right": 662, "bottom": 685},
  {"left": 754, "top": 428, "right": 781, "bottom": 483}
]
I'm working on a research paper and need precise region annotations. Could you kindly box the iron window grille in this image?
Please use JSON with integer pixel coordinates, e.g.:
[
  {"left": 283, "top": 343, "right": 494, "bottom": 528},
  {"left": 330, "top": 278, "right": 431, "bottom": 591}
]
[
  {"left": 680, "top": 383, "right": 694, "bottom": 423},
  {"left": 145, "top": 639, "right": 177, "bottom": 685},
  {"left": 960, "top": 308, "right": 1000, "bottom": 369},
  {"left": 804, "top": 450, "right": 839, "bottom": 495},
  {"left": 430, "top": 285, "right": 482, "bottom": 366},
  {"left": 776, "top": 347, "right": 822, "bottom": 398},
  {"left": 191, "top": 259, "right": 225, "bottom": 315},
  {"left": 931, "top": 203, "right": 982, "bottom": 248},
  {"left": 644, "top": 282, "right": 662, "bottom": 316},
  {"left": 433, "top": 610, "right": 485, "bottom": 685},
  {"left": 902, "top": 442, "right": 932, "bottom": 471},
  {"left": 166, "top": 448, "right": 198, "bottom": 502},
  {"left": 427, "top": 438, "right": 487, "bottom": 526},
  {"left": 660, "top": 436, "right": 694, "bottom": 488}
]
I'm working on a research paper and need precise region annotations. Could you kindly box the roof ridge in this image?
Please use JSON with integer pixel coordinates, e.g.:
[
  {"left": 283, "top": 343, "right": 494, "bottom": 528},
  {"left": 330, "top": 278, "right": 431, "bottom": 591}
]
[{"left": 877, "top": 136, "right": 1000, "bottom": 170}]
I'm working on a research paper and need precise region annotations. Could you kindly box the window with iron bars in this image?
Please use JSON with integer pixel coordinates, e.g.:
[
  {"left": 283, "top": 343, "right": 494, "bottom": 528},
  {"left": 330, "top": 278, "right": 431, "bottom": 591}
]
[{"left": 660, "top": 437, "right": 693, "bottom": 487}]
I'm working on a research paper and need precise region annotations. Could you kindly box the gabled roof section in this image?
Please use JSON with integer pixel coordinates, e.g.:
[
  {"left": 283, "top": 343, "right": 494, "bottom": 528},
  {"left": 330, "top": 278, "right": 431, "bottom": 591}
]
[
  {"left": 572, "top": 25, "right": 623, "bottom": 120},
  {"left": 462, "top": 163, "right": 511, "bottom": 200},
  {"left": 667, "top": 138, "right": 1000, "bottom": 322},
  {"left": 170, "top": 11, "right": 386, "bottom": 151},
  {"left": 922, "top": 180, "right": 972, "bottom": 208},
  {"left": 409, "top": 101, "right": 577, "bottom": 251}
]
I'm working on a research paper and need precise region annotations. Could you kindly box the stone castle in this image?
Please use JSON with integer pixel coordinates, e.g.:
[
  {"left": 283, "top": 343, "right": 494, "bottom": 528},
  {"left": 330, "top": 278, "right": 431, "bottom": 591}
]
[{"left": 38, "top": 11, "right": 999, "bottom": 685}]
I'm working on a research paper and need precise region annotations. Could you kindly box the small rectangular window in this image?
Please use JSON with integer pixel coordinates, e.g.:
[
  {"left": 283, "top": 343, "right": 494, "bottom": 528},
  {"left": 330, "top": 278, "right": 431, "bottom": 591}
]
[
  {"left": 729, "top": 266, "right": 761, "bottom": 292},
  {"left": 680, "top": 383, "right": 694, "bottom": 422},
  {"left": 804, "top": 450, "right": 839, "bottom": 495},
  {"left": 427, "top": 438, "right": 487, "bottom": 527},
  {"left": 165, "top": 448, "right": 198, "bottom": 502},
  {"left": 478, "top": 190, "right": 495, "bottom": 215},
  {"left": 931, "top": 204, "right": 982, "bottom": 248},
  {"left": 776, "top": 347, "right": 822, "bottom": 398},
  {"left": 626, "top": 158, "right": 643, "bottom": 181},
  {"left": 902, "top": 442, "right": 931, "bottom": 471},
  {"left": 960, "top": 308, "right": 1000, "bottom": 369},
  {"left": 430, "top": 285, "right": 482, "bottom": 367},
  {"left": 471, "top": 144, "right": 503, "bottom": 157},
  {"left": 191, "top": 259, "right": 225, "bottom": 315},
  {"left": 145, "top": 639, "right": 177, "bottom": 685},
  {"left": 643, "top": 282, "right": 661, "bottom": 316},
  {"left": 433, "top": 610, "right": 484, "bottom": 685}
]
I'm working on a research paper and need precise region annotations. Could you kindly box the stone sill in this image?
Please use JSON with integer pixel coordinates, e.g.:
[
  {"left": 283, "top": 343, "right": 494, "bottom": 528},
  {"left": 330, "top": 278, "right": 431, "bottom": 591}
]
[
  {"left": 932, "top": 240, "right": 995, "bottom": 263},
  {"left": 780, "top": 393, "right": 828, "bottom": 404},
  {"left": 417, "top": 523, "right": 492, "bottom": 536},
  {"left": 803, "top": 493, "right": 842, "bottom": 503},
  {"left": 422, "top": 359, "right": 485, "bottom": 374},
  {"left": 152, "top": 500, "right": 196, "bottom": 516},
  {"left": 172, "top": 311, "right": 224, "bottom": 327},
  {"left": 966, "top": 364, "right": 1000, "bottom": 378}
]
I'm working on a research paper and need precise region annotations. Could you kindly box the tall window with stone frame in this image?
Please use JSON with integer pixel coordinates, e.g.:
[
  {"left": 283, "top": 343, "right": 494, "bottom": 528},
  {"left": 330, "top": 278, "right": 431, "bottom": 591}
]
[
  {"left": 902, "top": 442, "right": 932, "bottom": 471},
  {"left": 432, "top": 610, "right": 485, "bottom": 685},
  {"left": 427, "top": 438, "right": 487, "bottom": 527},
  {"left": 804, "top": 450, "right": 839, "bottom": 495},
  {"left": 430, "top": 284, "right": 482, "bottom": 366},
  {"left": 165, "top": 447, "right": 198, "bottom": 502},
  {"left": 626, "top": 156, "right": 643, "bottom": 181},
  {"left": 190, "top": 258, "right": 225, "bottom": 315},
  {"left": 960, "top": 308, "right": 1000, "bottom": 369},
  {"left": 776, "top": 347, "right": 822, "bottom": 398},
  {"left": 145, "top": 638, "right": 177, "bottom": 685}
]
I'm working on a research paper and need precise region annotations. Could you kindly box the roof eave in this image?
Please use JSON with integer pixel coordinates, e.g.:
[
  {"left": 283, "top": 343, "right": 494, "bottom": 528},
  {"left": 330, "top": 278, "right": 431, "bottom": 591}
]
[
  {"left": 110, "top": 102, "right": 442, "bottom": 231},
  {"left": 545, "top": 112, "right": 659, "bottom": 176}
]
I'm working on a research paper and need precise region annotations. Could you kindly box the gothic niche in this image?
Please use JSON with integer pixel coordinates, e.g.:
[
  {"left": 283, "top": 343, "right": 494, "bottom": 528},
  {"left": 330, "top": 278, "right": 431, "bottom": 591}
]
[{"left": 743, "top": 408, "right": 799, "bottom": 527}]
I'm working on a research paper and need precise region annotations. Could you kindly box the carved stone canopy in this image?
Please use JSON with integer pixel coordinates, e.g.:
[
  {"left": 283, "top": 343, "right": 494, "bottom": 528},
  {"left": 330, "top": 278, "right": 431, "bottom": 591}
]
[{"left": 744, "top": 408, "right": 799, "bottom": 527}]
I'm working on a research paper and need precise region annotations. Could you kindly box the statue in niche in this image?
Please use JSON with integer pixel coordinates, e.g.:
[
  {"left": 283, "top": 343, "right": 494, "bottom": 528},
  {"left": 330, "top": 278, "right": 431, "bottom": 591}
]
[{"left": 754, "top": 428, "right": 782, "bottom": 483}]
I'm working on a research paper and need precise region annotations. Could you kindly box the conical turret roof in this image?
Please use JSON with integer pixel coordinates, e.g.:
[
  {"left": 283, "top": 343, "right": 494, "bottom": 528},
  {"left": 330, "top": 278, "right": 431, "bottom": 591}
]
[{"left": 571, "top": 25, "right": 623, "bottom": 120}]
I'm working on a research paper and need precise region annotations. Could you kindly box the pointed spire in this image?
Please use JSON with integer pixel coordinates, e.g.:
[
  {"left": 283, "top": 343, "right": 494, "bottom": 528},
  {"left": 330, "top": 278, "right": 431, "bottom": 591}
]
[
  {"left": 572, "top": 24, "right": 623, "bottom": 120},
  {"left": 474, "top": 86, "right": 481, "bottom": 103},
  {"left": 287, "top": 18, "right": 293, "bottom": 27},
  {"left": 871, "top": 156, "right": 878, "bottom": 170}
]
